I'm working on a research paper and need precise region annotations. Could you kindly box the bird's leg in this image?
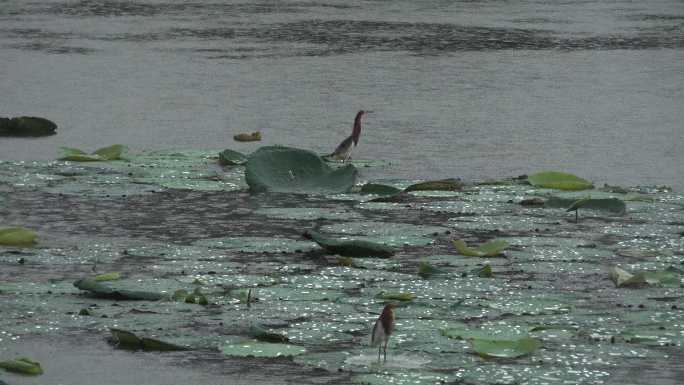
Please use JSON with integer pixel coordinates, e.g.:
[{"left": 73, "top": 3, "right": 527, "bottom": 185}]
[
  {"left": 383, "top": 339, "right": 388, "bottom": 362},
  {"left": 377, "top": 345, "right": 381, "bottom": 362}
]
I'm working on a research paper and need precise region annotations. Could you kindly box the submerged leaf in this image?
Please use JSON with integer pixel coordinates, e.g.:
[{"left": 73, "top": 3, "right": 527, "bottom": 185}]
[
  {"left": 471, "top": 337, "right": 542, "bottom": 359},
  {"left": 528, "top": 171, "right": 593, "bottom": 191},
  {"left": 0, "top": 358, "right": 43, "bottom": 375},
  {"left": 453, "top": 239, "right": 508, "bottom": 257},
  {"left": 245, "top": 146, "right": 357, "bottom": 193},
  {"left": 0, "top": 227, "right": 37, "bottom": 246},
  {"left": 304, "top": 230, "right": 394, "bottom": 258}
]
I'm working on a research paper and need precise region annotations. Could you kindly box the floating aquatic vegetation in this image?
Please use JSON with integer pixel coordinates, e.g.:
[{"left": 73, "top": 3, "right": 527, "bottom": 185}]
[
  {"left": 221, "top": 339, "right": 306, "bottom": 357},
  {"left": 233, "top": 131, "right": 261, "bottom": 142},
  {"left": 527, "top": 171, "right": 593, "bottom": 191},
  {"left": 404, "top": 178, "right": 463, "bottom": 192},
  {"left": 73, "top": 278, "right": 165, "bottom": 300},
  {"left": 375, "top": 291, "right": 416, "bottom": 301},
  {"left": 453, "top": 239, "right": 508, "bottom": 257},
  {"left": 543, "top": 196, "right": 627, "bottom": 215},
  {"left": 110, "top": 328, "right": 190, "bottom": 351},
  {"left": 255, "top": 206, "right": 361, "bottom": 221},
  {"left": 0, "top": 227, "right": 37, "bottom": 246},
  {"left": 609, "top": 266, "right": 681, "bottom": 288},
  {"left": 93, "top": 272, "right": 121, "bottom": 282},
  {"left": 218, "top": 149, "right": 248, "bottom": 165},
  {"left": 417, "top": 261, "right": 447, "bottom": 279},
  {"left": 0, "top": 357, "right": 43, "bottom": 375},
  {"left": 304, "top": 230, "right": 394, "bottom": 258},
  {"left": 59, "top": 144, "right": 127, "bottom": 162},
  {"left": 359, "top": 183, "right": 403, "bottom": 196},
  {"left": 245, "top": 146, "right": 357, "bottom": 193}
]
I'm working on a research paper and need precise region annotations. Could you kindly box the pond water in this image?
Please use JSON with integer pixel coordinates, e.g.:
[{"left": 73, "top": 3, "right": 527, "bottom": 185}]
[{"left": 1, "top": 0, "right": 684, "bottom": 189}]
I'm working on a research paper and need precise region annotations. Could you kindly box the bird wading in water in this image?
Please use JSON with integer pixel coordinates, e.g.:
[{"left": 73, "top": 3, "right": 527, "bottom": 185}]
[
  {"left": 371, "top": 303, "right": 395, "bottom": 362},
  {"left": 323, "top": 110, "right": 371, "bottom": 162}
]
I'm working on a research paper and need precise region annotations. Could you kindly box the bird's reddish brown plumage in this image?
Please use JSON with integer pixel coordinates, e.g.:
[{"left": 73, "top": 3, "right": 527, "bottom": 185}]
[{"left": 379, "top": 304, "right": 395, "bottom": 336}]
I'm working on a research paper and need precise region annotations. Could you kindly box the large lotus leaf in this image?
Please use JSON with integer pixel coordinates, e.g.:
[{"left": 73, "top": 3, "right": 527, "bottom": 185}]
[
  {"left": 0, "top": 357, "right": 43, "bottom": 375},
  {"left": 245, "top": 146, "right": 358, "bottom": 193},
  {"left": 471, "top": 337, "right": 542, "bottom": 359},
  {"left": 221, "top": 339, "right": 306, "bottom": 357},
  {"left": 73, "top": 278, "right": 166, "bottom": 300},
  {"left": 453, "top": 239, "right": 508, "bottom": 257},
  {"left": 0, "top": 227, "right": 37, "bottom": 246},
  {"left": 305, "top": 230, "right": 395, "bottom": 258},
  {"left": 218, "top": 149, "right": 248, "bottom": 165},
  {"left": 609, "top": 266, "right": 681, "bottom": 288},
  {"left": 404, "top": 178, "right": 464, "bottom": 192},
  {"left": 528, "top": 171, "right": 593, "bottom": 191},
  {"left": 59, "top": 144, "right": 126, "bottom": 161}
]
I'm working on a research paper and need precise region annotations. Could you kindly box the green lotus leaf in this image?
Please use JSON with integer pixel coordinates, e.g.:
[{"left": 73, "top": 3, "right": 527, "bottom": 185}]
[
  {"left": 305, "top": 230, "right": 394, "bottom": 258},
  {"left": 73, "top": 278, "right": 165, "bottom": 300},
  {"left": 471, "top": 337, "right": 542, "bottom": 359},
  {"left": 359, "top": 183, "right": 403, "bottom": 196},
  {"left": 0, "top": 357, "right": 43, "bottom": 375},
  {"left": 249, "top": 324, "right": 289, "bottom": 343},
  {"left": 0, "top": 227, "right": 37, "bottom": 246},
  {"left": 110, "top": 329, "right": 189, "bottom": 351},
  {"left": 418, "top": 261, "right": 447, "bottom": 279},
  {"left": 453, "top": 239, "right": 508, "bottom": 257},
  {"left": 471, "top": 264, "right": 493, "bottom": 278},
  {"left": 93, "top": 272, "right": 121, "bottom": 282},
  {"left": 404, "top": 178, "right": 463, "bottom": 192},
  {"left": 528, "top": 171, "right": 593, "bottom": 191},
  {"left": 218, "top": 149, "right": 248, "bottom": 165},
  {"left": 221, "top": 340, "right": 306, "bottom": 357},
  {"left": 610, "top": 266, "right": 681, "bottom": 288},
  {"left": 59, "top": 144, "right": 126, "bottom": 161},
  {"left": 245, "top": 146, "right": 357, "bottom": 193}
]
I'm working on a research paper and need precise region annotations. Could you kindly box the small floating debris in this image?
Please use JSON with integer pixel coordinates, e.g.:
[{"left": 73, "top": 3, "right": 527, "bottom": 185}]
[
  {"left": 0, "top": 116, "right": 56, "bottom": 137},
  {"left": 234, "top": 131, "right": 262, "bottom": 142}
]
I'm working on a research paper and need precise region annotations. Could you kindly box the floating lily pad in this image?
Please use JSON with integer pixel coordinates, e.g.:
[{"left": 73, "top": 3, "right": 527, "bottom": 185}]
[
  {"left": 418, "top": 262, "right": 447, "bottom": 279},
  {"left": 218, "top": 149, "right": 248, "bottom": 165},
  {"left": 0, "top": 116, "right": 56, "bottom": 137},
  {"left": 221, "top": 340, "right": 306, "bottom": 357},
  {"left": 245, "top": 146, "right": 357, "bottom": 193},
  {"left": 376, "top": 291, "right": 416, "bottom": 301},
  {"left": 0, "top": 227, "right": 37, "bottom": 246},
  {"left": 544, "top": 196, "right": 627, "bottom": 215},
  {"left": 0, "top": 357, "right": 43, "bottom": 375},
  {"left": 453, "top": 239, "right": 508, "bottom": 257},
  {"left": 73, "top": 278, "right": 165, "bottom": 300},
  {"left": 305, "top": 230, "right": 394, "bottom": 258},
  {"left": 405, "top": 178, "right": 463, "bottom": 192},
  {"left": 359, "top": 183, "right": 403, "bottom": 196},
  {"left": 528, "top": 171, "right": 593, "bottom": 191},
  {"left": 93, "top": 272, "right": 121, "bottom": 282},
  {"left": 110, "top": 328, "right": 189, "bottom": 351},
  {"left": 59, "top": 144, "right": 126, "bottom": 161},
  {"left": 609, "top": 266, "right": 681, "bottom": 288}
]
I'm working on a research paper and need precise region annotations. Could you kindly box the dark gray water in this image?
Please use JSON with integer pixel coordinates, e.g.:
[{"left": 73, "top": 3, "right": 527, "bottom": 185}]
[{"left": 1, "top": 0, "right": 684, "bottom": 188}]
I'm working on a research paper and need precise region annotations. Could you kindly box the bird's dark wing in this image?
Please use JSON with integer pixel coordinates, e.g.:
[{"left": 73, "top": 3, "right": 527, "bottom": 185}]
[{"left": 324, "top": 135, "right": 353, "bottom": 161}]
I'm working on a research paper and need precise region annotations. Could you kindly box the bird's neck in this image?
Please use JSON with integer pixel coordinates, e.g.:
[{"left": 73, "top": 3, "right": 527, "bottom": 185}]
[{"left": 351, "top": 115, "right": 363, "bottom": 146}]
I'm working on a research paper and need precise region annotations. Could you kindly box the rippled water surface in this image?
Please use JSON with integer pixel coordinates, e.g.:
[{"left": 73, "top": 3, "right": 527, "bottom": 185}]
[{"left": 1, "top": 0, "right": 684, "bottom": 187}]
